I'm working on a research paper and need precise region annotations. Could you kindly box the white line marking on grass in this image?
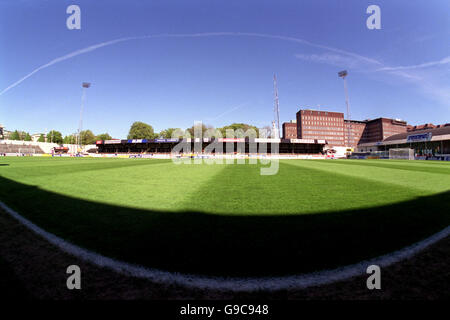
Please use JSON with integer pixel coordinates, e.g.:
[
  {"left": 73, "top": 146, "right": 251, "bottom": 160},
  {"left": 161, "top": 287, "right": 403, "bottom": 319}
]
[{"left": 1, "top": 200, "right": 449, "bottom": 292}]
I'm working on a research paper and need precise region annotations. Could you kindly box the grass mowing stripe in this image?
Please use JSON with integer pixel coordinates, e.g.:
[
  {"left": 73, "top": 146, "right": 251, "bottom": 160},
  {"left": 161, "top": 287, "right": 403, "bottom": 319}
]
[
  {"left": 180, "top": 160, "right": 431, "bottom": 214},
  {"left": 283, "top": 159, "right": 450, "bottom": 193},
  {"left": 52, "top": 160, "right": 228, "bottom": 210},
  {"left": 326, "top": 159, "right": 450, "bottom": 175},
  {"left": 1, "top": 173, "right": 448, "bottom": 276},
  {"left": 0, "top": 158, "right": 228, "bottom": 211},
  {"left": 0, "top": 158, "right": 172, "bottom": 179},
  {"left": 0, "top": 157, "right": 448, "bottom": 276}
]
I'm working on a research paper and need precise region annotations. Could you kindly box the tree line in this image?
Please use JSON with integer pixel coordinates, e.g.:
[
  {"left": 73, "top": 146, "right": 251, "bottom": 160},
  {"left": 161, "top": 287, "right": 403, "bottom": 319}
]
[
  {"left": 6, "top": 121, "right": 272, "bottom": 145},
  {"left": 127, "top": 121, "right": 273, "bottom": 140},
  {"left": 8, "top": 130, "right": 33, "bottom": 141},
  {"left": 7, "top": 129, "right": 112, "bottom": 145}
]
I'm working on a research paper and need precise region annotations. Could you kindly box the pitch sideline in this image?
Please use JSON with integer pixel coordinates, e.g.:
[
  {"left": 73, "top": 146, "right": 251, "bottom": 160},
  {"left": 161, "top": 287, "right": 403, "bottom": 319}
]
[{"left": 1, "top": 200, "right": 448, "bottom": 292}]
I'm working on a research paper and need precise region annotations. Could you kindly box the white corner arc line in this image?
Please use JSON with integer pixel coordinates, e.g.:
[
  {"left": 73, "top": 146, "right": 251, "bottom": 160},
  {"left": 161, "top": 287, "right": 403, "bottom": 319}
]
[{"left": 1, "top": 200, "right": 449, "bottom": 292}]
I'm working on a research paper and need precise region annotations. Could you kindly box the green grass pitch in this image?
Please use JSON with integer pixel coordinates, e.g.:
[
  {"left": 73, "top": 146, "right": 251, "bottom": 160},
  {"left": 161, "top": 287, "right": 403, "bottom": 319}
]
[{"left": 0, "top": 157, "right": 449, "bottom": 276}]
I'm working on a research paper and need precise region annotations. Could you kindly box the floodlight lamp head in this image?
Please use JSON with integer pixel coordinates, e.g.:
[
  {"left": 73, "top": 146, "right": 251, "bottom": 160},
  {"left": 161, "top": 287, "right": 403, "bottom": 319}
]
[
  {"left": 82, "top": 82, "right": 91, "bottom": 88},
  {"left": 338, "top": 70, "right": 348, "bottom": 78}
]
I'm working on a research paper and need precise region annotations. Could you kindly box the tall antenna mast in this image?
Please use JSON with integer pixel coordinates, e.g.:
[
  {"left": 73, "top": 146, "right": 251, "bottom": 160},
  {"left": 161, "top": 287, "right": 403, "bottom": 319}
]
[
  {"left": 78, "top": 82, "right": 91, "bottom": 150},
  {"left": 273, "top": 74, "right": 280, "bottom": 139},
  {"left": 338, "top": 70, "right": 351, "bottom": 148}
]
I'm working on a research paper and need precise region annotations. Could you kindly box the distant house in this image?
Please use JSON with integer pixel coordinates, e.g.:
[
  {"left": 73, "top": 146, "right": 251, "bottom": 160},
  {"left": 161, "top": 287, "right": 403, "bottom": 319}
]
[
  {"left": 0, "top": 124, "right": 11, "bottom": 140},
  {"left": 31, "top": 133, "right": 45, "bottom": 142}
]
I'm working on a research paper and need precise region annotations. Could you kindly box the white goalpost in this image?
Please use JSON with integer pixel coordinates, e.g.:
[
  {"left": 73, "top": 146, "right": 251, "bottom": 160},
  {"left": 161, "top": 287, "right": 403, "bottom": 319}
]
[
  {"left": 389, "top": 148, "right": 414, "bottom": 160},
  {"left": 18, "top": 147, "right": 35, "bottom": 156}
]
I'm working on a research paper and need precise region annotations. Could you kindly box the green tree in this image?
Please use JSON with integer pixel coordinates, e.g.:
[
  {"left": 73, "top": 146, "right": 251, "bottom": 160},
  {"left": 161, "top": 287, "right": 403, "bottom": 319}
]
[
  {"left": 186, "top": 123, "right": 216, "bottom": 138},
  {"left": 9, "top": 130, "right": 20, "bottom": 140},
  {"left": 218, "top": 123, "right": 259, "bottom": 138},
  {"left": 47, "top": 130, "right": 63, "bottom": 144},
  {"left": 95, "top": 133, "right": 112, "bottom": 141},
  {"left": 80, "top": 130, "right": 96, "bottom": 145},
  {"left": 159, "top": 128, "right": 186, "bottom": 139},
  {"left": 24, "top": 132, "right": 32, "bottom": 141},
  {"left": 127, "top": 122, "right": 156, "bottom": 139},
  {"left": 63, "top": 135, "right": 76, "bottom": 144},
  {"left": 37, "top": 134, "right": 46, "bottom": 142}
]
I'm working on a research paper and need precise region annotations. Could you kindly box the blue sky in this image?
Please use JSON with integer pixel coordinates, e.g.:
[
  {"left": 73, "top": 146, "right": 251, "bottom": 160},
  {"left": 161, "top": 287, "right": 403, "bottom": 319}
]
[{"left": 0, "top": 0, "right": 449, "bottom": 138}]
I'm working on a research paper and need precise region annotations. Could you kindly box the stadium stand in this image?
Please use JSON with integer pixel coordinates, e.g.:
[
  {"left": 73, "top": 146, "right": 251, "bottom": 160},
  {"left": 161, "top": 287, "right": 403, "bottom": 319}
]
[
  {"left": 0, "top": 143, "right": 44, "bottom": 154},
  {"left": 96, "top": 138, "right": 326, "bottom": 156},
  {"left": 357, "top": 126, "right": 450, "bottom": 160}
]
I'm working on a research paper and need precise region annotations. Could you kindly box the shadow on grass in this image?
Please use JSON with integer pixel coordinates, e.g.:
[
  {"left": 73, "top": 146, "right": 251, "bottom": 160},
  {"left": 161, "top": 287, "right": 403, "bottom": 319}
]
[
  {"left": 0, "top": 175, "right": 448, "bottom": 277},
  {"left": 0, "top": 256, "right": 32, "bottom": 300},
  {"left": 324, "top": 159, "right": 450, "bottom": 175}
]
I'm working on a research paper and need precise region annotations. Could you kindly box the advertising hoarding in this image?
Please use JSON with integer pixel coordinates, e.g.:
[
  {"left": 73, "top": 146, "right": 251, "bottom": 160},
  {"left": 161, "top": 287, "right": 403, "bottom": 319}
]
[
  {"left": 407, "top": 132, "right": 432, "bottom": 143},
  {"left": 290, "top": 139, "right": 315, "bottom": 144},
  {"left": 254, "top": 138, "right": 281, "bottom": 143},
  {"left": 218, "top": 138, "right": 245, "bottom": 142}
]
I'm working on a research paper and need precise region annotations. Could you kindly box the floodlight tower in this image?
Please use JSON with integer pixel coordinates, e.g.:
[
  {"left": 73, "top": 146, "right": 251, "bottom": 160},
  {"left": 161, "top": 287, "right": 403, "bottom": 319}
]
[
  {"left": 271, "top": 121, "right": 277, "bottom": 139},
  {"left": 77, "top": 82, "right": 91, "bottom": 150},
  {"left": 273, "top": 74, "right": 281, "bottom": 139},
  {"left": 338, "top": 70, "right": 351, "bottom": 148}
]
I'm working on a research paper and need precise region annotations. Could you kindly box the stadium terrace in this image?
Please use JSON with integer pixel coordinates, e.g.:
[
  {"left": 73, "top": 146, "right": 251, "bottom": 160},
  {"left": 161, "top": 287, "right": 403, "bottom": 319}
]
[{"left": 95, "top": 137, "right": 326, "bottom": 158}]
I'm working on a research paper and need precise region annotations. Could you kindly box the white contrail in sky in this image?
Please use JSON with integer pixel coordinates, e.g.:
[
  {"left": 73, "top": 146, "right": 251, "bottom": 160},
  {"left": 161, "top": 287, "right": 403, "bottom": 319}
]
[
  {"left": 0, "top": 32, "right": 384, "bottom": 96},
  {"left": 205, "top": 103, "right": 248, "bottom": 122},
  {"left": 377, "top": 56, "right": 450, "bottom": 71},
  {"left": 0, "top": 37, "right": 133, "bottom": 96}
]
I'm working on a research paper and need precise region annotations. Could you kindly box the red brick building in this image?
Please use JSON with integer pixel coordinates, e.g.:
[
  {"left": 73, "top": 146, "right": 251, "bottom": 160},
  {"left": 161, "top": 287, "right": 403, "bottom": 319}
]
[
  {"left": 407, "top": 123, "right": 437, "bottom": 132},
  {"left": 358, "top": 118, "right": 407, "bottom": 144},
  {"left": 296, "top": 109, "right": 345, "bottom": 146},
  {"left": 344, "top": 120, "right": 366, "bottom": 147},
  {"left": 295, "top": 109, "right": 408, "bottom": 148},
  {"left": 282, "top": 121, "right": 297, "bottom": 139}
]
